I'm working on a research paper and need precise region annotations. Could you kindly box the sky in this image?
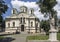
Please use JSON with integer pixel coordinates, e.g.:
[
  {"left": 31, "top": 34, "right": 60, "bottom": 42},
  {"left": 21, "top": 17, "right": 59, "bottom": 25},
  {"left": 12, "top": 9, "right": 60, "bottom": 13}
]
[{"left": 3, "top": 0, "right": 60, "bottom": 20}]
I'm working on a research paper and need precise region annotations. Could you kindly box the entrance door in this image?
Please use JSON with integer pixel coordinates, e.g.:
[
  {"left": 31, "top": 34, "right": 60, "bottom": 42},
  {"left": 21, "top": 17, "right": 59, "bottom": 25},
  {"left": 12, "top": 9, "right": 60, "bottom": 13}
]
[{"left": 21, "top": 25, "right": 24, "bottom": 31}]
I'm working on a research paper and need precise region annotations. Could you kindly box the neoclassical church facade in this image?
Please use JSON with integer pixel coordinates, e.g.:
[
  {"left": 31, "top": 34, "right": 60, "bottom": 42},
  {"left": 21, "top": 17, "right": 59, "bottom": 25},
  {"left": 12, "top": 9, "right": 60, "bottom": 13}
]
[{"left": 5, "top": 6, "right": 40, "bottom": 34}]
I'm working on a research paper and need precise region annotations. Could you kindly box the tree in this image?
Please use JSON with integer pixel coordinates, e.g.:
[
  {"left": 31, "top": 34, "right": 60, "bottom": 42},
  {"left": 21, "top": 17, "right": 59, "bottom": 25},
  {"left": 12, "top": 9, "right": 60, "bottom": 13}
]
[
  {"left": 0, "top": 0, "right": 8, "bottom": 14},
  {"left": 40, "top": 20, "right": 50, "bottom": 35},
  {"left": 54, "top": 14, "right": 58, "bottom": 29},
  {"left": 37, "top": 0, "right": 57, "bottom": 30},
  {"left": 0, "top": 0, "right": 8, "bottom": 31},
  {"left": 0, "top": 14, "right": 3, "bottom": 23},
  {"left": 0, "top": 0, "right": 8, "bottom": 22}
]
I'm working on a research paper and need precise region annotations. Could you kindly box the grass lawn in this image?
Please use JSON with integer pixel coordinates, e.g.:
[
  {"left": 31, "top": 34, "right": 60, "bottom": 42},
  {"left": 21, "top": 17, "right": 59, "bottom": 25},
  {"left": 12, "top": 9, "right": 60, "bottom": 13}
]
[
  {"left": 27, "top": 33, "right": 60, "bottom": 40},
  {"left": 57, "top": 33, "right": 60, "bottom": 40},
  {"left": 0, "top": 36, "right": 4, "bottom": 40},
  {"left": 27, "top": 35, "right": 49, "bottom": 40}
]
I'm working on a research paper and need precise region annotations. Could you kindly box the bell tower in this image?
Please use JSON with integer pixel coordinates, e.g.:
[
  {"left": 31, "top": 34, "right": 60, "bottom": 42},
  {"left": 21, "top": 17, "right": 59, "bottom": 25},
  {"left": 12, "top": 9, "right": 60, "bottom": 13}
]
[
  {"left": 20, "top": 6, "right": 27, "bottom": 13},
  {"left": 30, "top": 8, "right": 34, "bottom": 14},
  {"left": 11, "top": 8, "right": 18, "bottom": 14}
]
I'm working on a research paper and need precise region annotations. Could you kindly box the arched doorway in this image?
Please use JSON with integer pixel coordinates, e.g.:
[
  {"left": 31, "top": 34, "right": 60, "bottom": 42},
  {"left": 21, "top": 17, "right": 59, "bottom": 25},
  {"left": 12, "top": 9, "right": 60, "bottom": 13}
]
[{"left": 21, "top": 25, "right": 24, "bottom": 31}]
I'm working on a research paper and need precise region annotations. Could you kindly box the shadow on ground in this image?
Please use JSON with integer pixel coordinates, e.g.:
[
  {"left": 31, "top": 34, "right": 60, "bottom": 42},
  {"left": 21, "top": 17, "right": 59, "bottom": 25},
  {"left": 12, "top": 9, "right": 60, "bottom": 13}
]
[
  {"left": 0, "top": 32, "right": 20, "bottom": 36},
  {"left": 0, "top": 34, "right": 14, "bottom": 36},
  {"left": 0, "top": 37, "right": 15, "bottom": 42}
]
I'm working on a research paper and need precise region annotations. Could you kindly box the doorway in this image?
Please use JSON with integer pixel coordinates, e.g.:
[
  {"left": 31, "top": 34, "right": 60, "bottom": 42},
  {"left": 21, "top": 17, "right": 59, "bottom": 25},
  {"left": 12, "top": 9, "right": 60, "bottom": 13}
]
[{"left": 21, "top": 25, "right": 24, "bottom": 31}]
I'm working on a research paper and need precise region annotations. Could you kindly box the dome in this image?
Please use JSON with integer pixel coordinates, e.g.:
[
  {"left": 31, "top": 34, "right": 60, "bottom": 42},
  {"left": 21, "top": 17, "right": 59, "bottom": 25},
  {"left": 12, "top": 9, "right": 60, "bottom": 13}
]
[{"left": 20, "top": 6, "right": 28, "bottom": 13}]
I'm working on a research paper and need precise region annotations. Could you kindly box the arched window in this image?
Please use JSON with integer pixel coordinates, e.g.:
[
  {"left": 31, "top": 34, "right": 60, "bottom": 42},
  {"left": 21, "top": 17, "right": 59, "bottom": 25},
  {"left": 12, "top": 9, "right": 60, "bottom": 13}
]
[
  {"left": 13, "top": 8, "right": 17, "bottom": 14},
  {"left": 31, "top": 10, "right": 33, "bottom": 14},
  {"left": 20, "top": 17, "right": 22, "bottom": 23},
  {"left": 13, "top": 22, "right": 15, "bottom": 27},
  {"left": 31, "top": 22, "right": 33, "bottom": 27},
  {"left": 20, "top": 8, "right": 24, "bottom": 12},
  {"left": 20, "top": 6, "right": 27, "bottom": 13},
  {"left": 23, "top": 17, "right": 25, "bottom": 23},
  {"left": 8, "top": 23, "right": 10, "bottom": 27},
  {"left": 36, "top": 23, "right": 38, "bottom": 28},
  {"left": 30, "top": 8, "right": 34, "bottom": 14},
  {"left": 13, "top": 9, "right": 15, "bottom": 14},
  {"left": 24, "top": 8, "right": 27, "bottom": 12}
]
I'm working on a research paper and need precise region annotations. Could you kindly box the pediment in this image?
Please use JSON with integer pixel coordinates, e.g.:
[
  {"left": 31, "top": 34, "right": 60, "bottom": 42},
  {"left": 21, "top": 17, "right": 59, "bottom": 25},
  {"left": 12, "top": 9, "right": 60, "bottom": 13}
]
[
  {"left": 17, "top": 13, "right": 29, "bottom": 18},
  {"left": 29, "top": 14, "right": 37, "bottom": 18}
]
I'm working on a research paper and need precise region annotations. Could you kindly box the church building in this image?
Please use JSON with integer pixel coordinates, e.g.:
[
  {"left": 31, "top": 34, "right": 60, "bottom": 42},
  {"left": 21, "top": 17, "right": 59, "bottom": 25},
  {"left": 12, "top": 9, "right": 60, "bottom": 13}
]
[{"left": 5, "top": 6, "right": 40, "bottom": 34}]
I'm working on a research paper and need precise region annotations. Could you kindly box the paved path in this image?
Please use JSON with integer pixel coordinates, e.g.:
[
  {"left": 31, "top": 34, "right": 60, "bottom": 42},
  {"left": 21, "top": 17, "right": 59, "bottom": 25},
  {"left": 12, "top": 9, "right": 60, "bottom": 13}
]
[
  {"left": 0, "top": 32, "right": 41, "bottom": 42},
  {"left": 4, "top": 34, "right": 28, "bottom": 42}
]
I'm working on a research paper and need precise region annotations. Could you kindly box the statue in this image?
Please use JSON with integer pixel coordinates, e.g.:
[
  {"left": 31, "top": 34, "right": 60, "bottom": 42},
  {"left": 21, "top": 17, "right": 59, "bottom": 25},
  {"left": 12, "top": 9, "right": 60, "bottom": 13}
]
[{"left": 50, "top": 18, "right": 55, "bottom": 30}]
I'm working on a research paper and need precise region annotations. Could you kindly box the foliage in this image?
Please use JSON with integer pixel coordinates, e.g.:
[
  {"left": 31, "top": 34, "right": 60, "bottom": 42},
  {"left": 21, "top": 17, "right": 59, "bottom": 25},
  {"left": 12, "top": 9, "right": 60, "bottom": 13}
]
[
  {"left": 0, "top": 0, "right": 8, "bottom": 22},
  {"left": 37, "top": 0, "right": 57, "bottom": 17},
  {"left": 0, "top": 0, "right": 8, "bottom": 31},
  {"left": 40, "top": 20, "right": 50, "bottom": 35},
  {"left": 0, "top": 0, "right": 8, "bottom": 14},
  {"left": 54, "top": 14, "right": 58, "bottom": 29},
  {"left": 1, "top": 21, "right": 5, "bottom": 31},
  {"left": 37, "top": 0, "right": 57, "bottom": 30},
  {"left": 0, "top": 14, "right": 3, "bottom": 23},
  {"left": 58, "top": 20, "right": 60, "bottom": 24}
]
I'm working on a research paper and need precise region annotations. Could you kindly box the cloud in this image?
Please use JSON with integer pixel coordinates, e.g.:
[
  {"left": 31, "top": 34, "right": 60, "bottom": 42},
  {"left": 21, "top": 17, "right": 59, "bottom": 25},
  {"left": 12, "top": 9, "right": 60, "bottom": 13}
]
[
  {"left": 11, "top": 0, "right": 60, "bottom": 20},
  {"left": 11, "top": 0, "right": 39, "bottom": 10},
  {"left": 54, "top": 0, "right": 60, "bottom": 18},
  {"left": 11, "top": 0, "right": 45, "bottom": 20}
]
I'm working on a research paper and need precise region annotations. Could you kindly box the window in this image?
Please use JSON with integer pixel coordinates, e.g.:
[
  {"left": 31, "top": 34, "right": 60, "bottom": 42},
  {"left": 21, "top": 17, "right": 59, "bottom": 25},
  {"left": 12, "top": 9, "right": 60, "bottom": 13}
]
[
  {"left": 31, "top": 22, "right": 33, "bottom": 27},
  {"left": 13, "top": 9, "right": 15, "bottom": 14},
  {"left": 20, "top": 7, "right": 27, "bottom": 13},
  {"left": 8, "top": 23, "right": 10, "bottom": 27},
  {"left": 20, "top": 8, "right": 23, "bottom": 12},
  {"left": 20, "top": 8, "right": 24, "bottom": 12},
  {"left": 31, "top": 10, "right": 33, "bottom": 14},
  {"left": 23, "top": 8, "right": 25, "bottom": 12},
  {"left": 24, "top": 8, "right": 27, "bottom": 12},
  {"left": 13, "top": 22, "right": 15, "bottom": 27},
  {"left": 20, "top": 17, "right": 25, "bottom": 24},
  {"left": 20, "top": 18, "right": 22, "bottom": 23},
  {"left": 13, "top": 8, "right": 16, "bottom": 14},
  {"left": 36, "top": 23, "right": 38, "bottom": 28},
  {"left": 23, "top": 17, "right": 25, "bottom": 23}
]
